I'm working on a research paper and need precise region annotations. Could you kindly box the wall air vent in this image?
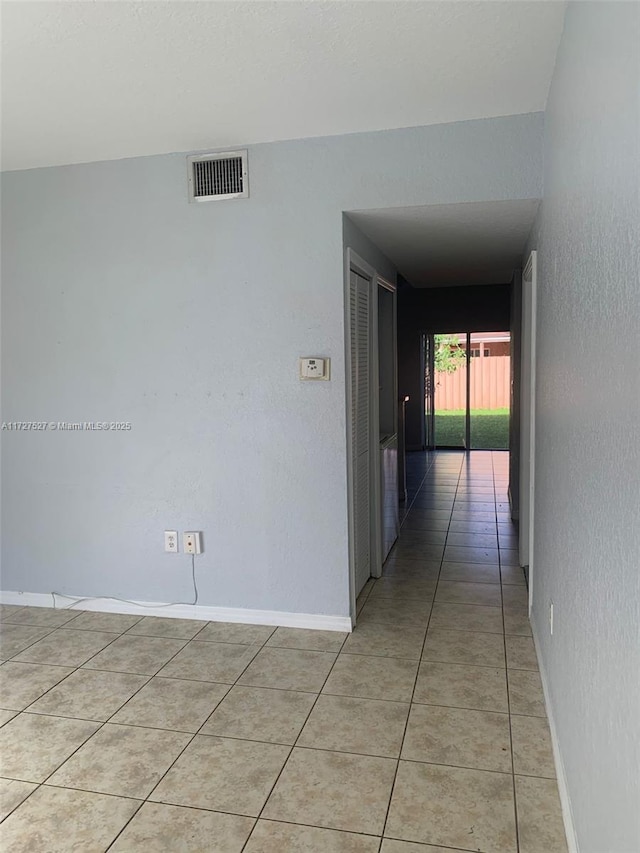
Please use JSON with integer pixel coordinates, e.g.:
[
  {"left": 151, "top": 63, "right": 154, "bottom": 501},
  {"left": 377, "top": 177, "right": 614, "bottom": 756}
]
[{"left": 187, "top": 150, "right": 249, "bottom": 202}]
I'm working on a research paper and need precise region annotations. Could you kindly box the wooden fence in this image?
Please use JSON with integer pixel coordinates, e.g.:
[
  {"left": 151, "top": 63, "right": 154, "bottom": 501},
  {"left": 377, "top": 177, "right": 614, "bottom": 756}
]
[{"left": 434, "top": 356, "right": 510, "bottom": 410}]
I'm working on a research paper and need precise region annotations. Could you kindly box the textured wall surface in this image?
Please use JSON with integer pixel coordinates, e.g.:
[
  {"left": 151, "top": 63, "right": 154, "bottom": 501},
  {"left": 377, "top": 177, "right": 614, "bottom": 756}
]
[
  {"left": 529, "top": 3, "right": 640, "bottom": 849},
  {"left": 1, "top": 113, "right": 543, "bottom": 616}
]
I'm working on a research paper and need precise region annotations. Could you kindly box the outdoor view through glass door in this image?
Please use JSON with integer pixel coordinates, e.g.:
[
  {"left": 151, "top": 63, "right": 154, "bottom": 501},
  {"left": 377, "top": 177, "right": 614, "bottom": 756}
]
[{"left": 424, "top": 331, "right": 510, "bottom": 450}]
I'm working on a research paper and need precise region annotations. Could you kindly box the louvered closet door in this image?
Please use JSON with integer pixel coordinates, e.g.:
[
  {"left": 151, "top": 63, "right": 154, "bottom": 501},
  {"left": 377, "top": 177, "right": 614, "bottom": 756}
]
[{"left": 350, "top": 270, "right": 371, "bottom": 596}]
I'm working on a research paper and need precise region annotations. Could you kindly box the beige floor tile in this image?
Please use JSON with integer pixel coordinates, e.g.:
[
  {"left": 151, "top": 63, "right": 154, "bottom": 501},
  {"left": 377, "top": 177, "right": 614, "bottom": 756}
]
[
  {"left": 126, "top": 616, "right": 208, "bottom": 640},
  {"left": 200, "top": 685, "right": 315, "bottom": 744},
  {"left": 158, "top": 640, "right": 258, "bottom": 683},
  {"left": 359, "top": 597, "right": 431, "bottom": 627},
  {"left": 111, "top": 677, "right": 229, "bottom": 732},
  {"left": 343, "top": 621, "right": 426, "bottom": 660},
  {"left": 511, "top": 715, "right": 556, "bottom": 778},
  {"left": 508, "top": 669, "right": 547, "bottom": 717},
  {"left": 398, "top": 529, "right": 448, "bottom": 546},
  {"left": 436, "top": 581, "right": 502, "bottom": 607},
  {"left": 446, "top": 533, "right": 497, "bottom": 549},
  {"left": 516, "top": 775, "right": 568, "bottom": 853},
  {"left": 27, "top": 669, "right": 148, "bottom": 721},
  {"left": 500, "top": 549, "right": 520, "bottom": 567},
  {"left": 48, "top": 722, "right": 190, "bottom": 798},
  {"left": 266, "top": 626, "right": 347, "bottom": 652},
  {"left": 386, "top": 761, "right": 517, "bottom": 851},
  {"left": 238, "top": 647, "right": 336, "bottom": 692},
  {"left": 298, "top": 694, "right": 409, "bottom": 758},
  {"left": 506, "top": 635, "right": 539, "bottom": 671},
  {"left": 502, "top": 585, "right": 529, "bottom": 608},
  {"left": 500, "top": 565, "right": 526, "bottom": 585},
  {"left": 368, "top": 578, "right": 436, "bottom": 601},
  {"left": 422, "top": 627, "right": 505, "bottom": 668},
  {"left": 195, "top": 621, "right": 275, "bottom": 644},
  {"left": 66, "top": 611, "right": 143, "bottom": 633},
  {"left": 443, "top": 546, "right": 499, "bottom": 566},
  {"left": 0, "top": 624, "right": 55, "bottom": 659},
  {"left": 0, "top": 604, "right": 25, "bottom": 619},
  {"left": 109, "top": 801, "right": 254, "bottom": 852},
  {"left": 12, "top": 629, "right": 119, "bottom": 667},
  {"left": 323, "top": 653, "right": 418, "bottom": 702},
  {"left": 263, "top": 747, "right": 396, "bottom": 835},
  {"left": 401, "top": 703, "right": 511, "bottom": 772},
  {"left": 429, "top": 602, "right": 504, "bottom": 634},
  {"left": 414, "top": 661, "right": 508, "bottom": 712},
  {"left": 2, "top": 607, "right": 81, "bottom": 628},
  {"left": 0, "top": 662, "right": 75, "bottom": 710},
  {"left": 0, "top": 778, "right": 37, "bottom": 821},
  {"left": 401, "top": 517, "right": 451, "bottom": 532},
  {"left": 381, "top": 841, "right": 467, "bottom": 853},
  {"left": 82, "top": 634, "right": 187, "bottom": 675},
  {"left": 391, "top": 544, "right": 444, "bottom": 562},
  {"left": 0, "top": 708, "right": 17, "bottom": 727},
  {"left": 440, "top": 562, "right": 501, "bottom": 584},
  {"left": 382, "top": 560, "right": 441, "bottom": 580},
  {"left": 245, "top": 820, "right": 380, "bottom": 852},
  {"left": 150, "top": 734, "right": 289, "bottom": 815},
  {"left": 356, "top": 589, "right": 371, "bottom": 616},
  {"left": 503, "top": 607, "right": 533, "bottom": 637},
  {"left": 0, "top": 785, "right": 139, "bottom": 853},
  {"left": 0, "top": 713, "right": 99, "bottom": 782}
]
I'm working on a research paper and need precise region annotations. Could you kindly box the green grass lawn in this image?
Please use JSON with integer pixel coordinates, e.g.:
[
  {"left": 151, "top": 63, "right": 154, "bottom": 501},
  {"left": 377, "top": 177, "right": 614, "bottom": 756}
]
[{"left": 434, "top": 408, "right": 510, "bottom": 450}]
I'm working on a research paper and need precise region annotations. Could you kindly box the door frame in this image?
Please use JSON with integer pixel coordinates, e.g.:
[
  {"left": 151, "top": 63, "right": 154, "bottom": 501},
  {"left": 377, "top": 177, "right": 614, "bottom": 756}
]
[
  {"left": 519, "top": 250, "right": 537, "bottom": 614},
  {"left": 344, "top": 250, "right": 394, "bottom": 625},
  {"left": 345, "top": 249, "right": 377, "bottom": 626},
  {"left": 423, "top": 330, "right": 472, "bottom": 450}
]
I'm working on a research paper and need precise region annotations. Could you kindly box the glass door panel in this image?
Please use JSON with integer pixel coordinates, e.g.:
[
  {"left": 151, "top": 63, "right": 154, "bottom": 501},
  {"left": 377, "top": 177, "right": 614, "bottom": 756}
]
[
  {"left": 469, "top": 331, "right": 511, "bottom": 449},
  {"left": 423, "top": 333, "right": 434, "bottom": 449},
  {"left": 433, "top": 333, "right": 467, "bottom": 448}
]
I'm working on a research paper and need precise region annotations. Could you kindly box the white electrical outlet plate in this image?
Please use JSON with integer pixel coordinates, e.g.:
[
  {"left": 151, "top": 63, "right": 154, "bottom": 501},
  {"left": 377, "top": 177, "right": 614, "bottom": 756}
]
[
  {"left": 164, "top": 530, "right": 178, "bottom": 553},
  {"left": 299, "top": 357, "right": 330, "bottom": 380},
  {"left": 183, "top": 531, "right": 203, "bottom": 555}
]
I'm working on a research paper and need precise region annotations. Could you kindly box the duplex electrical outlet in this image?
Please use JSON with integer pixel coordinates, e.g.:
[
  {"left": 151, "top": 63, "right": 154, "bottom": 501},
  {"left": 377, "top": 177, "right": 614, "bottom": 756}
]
[
  {"left": 183, "top": 531, "right": 203, "bottom": 555},
  {"left": 164, "top": 531, "right": 178, "bottom": 553}
]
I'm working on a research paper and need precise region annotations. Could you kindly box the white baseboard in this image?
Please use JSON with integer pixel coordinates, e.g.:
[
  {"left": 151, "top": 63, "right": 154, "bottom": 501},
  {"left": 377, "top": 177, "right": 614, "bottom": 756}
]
[
  {"left": 0, "top": 590, "right": 352, "bottom": 633},
  {"left": 531, "top": 617, "right": 579, "bottom": 853}
]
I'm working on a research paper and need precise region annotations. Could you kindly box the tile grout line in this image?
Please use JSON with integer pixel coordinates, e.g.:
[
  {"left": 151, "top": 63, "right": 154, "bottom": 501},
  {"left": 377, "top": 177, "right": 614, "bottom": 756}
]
[
  {"left": 238, "top": 629, "right": 352, "bottom": 851},
  {"left": 379, "top": 449, "right": 462, "bottom": 842},
  {"left": 493, "top": 450, "right": 522, "bottom": 853},
  {"left": 102, "top": 627, "right": 281, "bottom": 851}
]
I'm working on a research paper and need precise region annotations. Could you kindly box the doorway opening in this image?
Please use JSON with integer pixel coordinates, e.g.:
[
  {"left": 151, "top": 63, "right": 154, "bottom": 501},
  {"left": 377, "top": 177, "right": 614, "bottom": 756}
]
[{"left": 423, "top": 331, "right": 511, "bottom": 451}]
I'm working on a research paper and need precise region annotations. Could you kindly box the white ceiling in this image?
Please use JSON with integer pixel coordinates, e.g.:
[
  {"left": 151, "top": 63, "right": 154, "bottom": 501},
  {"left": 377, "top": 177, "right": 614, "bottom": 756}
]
[
  {"left": 347, "top": 199, "right": 540, "bottom": 286},
  {"left": 1, "top": 1, "right": 566, "bottom": 172}
]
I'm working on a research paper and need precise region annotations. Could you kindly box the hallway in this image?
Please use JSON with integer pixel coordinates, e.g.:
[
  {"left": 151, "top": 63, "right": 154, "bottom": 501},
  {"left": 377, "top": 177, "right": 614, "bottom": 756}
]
[{"left": 354, "top": 449, "right": 568, "bottom": 851}]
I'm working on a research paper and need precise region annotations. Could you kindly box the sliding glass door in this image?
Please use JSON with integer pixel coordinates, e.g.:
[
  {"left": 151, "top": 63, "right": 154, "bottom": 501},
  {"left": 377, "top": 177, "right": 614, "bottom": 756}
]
[{"left": 424, "top": 331, "right": 510, "bottom": 450}]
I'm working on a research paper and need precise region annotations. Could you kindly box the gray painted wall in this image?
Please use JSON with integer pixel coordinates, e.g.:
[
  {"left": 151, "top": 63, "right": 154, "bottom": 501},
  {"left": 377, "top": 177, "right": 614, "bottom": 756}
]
[
  {"left": 1, "top": 113, "right": 543, "bottom": 616},
  {"left": 528, "top": 4, "right": 640, "bottom": 849}
]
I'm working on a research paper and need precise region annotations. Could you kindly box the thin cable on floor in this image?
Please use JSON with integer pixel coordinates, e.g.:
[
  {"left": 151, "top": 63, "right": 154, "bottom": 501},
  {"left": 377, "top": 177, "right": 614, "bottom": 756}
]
[{"left": 51, "top": 554, "right": 199, "bottom": 610}]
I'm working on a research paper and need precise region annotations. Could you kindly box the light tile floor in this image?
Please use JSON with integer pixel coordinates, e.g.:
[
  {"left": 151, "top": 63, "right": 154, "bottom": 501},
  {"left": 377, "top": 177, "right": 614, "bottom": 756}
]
[{"left": 0, "top": 451, "right": 568, "bottom": 852}]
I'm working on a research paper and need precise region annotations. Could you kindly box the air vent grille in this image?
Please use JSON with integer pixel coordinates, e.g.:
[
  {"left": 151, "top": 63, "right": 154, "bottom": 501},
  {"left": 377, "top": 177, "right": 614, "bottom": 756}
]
[{"left": 187, "top": 150, "right": 249, "bottom": 202}]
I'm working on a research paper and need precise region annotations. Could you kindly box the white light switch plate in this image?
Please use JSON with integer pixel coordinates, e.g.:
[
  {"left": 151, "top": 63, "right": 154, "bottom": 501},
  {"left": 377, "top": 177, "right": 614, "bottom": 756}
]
[{"left": 300, "top": 357, "right": 330, "bottom": 380}]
